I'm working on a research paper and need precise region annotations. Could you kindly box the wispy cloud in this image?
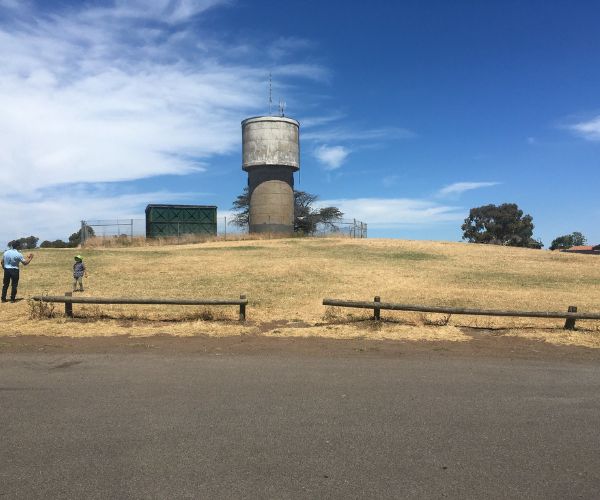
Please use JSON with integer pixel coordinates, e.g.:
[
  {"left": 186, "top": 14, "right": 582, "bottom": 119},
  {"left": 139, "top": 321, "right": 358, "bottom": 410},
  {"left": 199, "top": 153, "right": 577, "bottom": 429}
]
[
  {"left": 275, "top": 63, "right": 331, "bottom": 83},
  {"left": 0, "top": 0, "right": 26, "bottom": 10},
  {"left": 81, "top": 0, "right": 230, "bottom": 25},
  {"left": 0, "top": 1, "right": 329, "bottom": 243},
  {"left": 318, "top": 182, "right": 497, "bottom": 229},
  {"left": 437, "top": 182, "right": 499, "bottom": 197},
  {"left": 299, "top": 112, "right": 347, "bottom": 129},
  {"left": 0, "top": 1, "right": 264, "bottom": 195},
  {"left": 0, "top": 186, "right": 197, "bottom": 242},
  {"left": 318, "top": 198, "right": 463, "bottom": 226},
  {"left": 268, "top": 36, "right": 316, "bottom": 61},
  {"left": 302, "top": 126, "right": 415, "bottom": 142},
  {"left": 569, "top": 115, "right": 600, "bottom": 141},
  {"left": 314, "top": 145, "right": 350, "bottom": 170},
  {"left": 304, "top": 126, "right": 415, "bottom": 171}
]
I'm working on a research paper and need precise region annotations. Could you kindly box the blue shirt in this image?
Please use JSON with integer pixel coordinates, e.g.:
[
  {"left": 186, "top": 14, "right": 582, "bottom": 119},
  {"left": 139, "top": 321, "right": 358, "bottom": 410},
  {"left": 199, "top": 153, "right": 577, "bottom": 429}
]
[
  {"left": 73, "top": 261, "right": 86, "bottom": 278},
  {"left": 3, "top": 249, "right": 25, "bottom": 269}
]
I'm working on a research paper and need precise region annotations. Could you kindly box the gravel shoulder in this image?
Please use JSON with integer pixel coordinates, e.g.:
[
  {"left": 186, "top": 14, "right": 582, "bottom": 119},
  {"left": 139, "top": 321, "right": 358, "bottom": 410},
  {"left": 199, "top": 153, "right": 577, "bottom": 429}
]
[{"left": 2, "top": 328, "right": 600, "bottom": 362}]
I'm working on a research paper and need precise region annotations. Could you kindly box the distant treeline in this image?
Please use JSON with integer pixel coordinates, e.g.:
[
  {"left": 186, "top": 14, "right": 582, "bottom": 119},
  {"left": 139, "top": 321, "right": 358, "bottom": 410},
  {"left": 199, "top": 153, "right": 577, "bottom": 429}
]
[{"left": 8, "top": 226, "right": 95, "bottom": 249}]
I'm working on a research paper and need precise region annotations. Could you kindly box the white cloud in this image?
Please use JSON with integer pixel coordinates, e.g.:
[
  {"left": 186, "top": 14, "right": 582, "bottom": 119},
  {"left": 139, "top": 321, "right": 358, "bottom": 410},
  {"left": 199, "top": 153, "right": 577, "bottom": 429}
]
[
  {"left": 299, "top": 112, "right": 347, "bottom": 129},
  {"left": 81, "top": 0, "right": 228, "bottom": 24},
  {"left": 304, "top": 126, "right": 415, "bottom": 171},
  {"left": 275, "top": 63, "right": 331, "bottom": 83},
  {"left": 314, "top": 145, "right": 350, "bottom": 170},
  {"left": 437, "top": 182, "right": 499, "bottom": 197},
  {"left": 569, "top": 116, "right": 600, "bottom": 141},
  {"left": 0, "top": 187, "right": 200, "bottom": 244},
  {"left": 0, "top": 2, "right": 266, "bottom": 195},
  {"left": 0, "top": 1, "right": 329, "bottom": 243},
  {"left": 0, "top": 1, "right": 330, "bottom": 196},
  {"left": 318, "top": 198, "right": 463, "bottom": 226},
  {"left": 267, "top": 37, "right": 315, "bottom": 61}
]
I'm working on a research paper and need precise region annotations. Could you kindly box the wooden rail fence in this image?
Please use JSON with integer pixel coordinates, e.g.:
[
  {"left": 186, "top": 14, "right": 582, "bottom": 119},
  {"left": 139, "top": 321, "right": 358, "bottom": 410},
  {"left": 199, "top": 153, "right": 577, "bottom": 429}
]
[
  {"left": 32, "top": 293, "right": 248, "bottom": 321},
  {"left": 323, "top": 297, "right": 600, "bottom": 330}
]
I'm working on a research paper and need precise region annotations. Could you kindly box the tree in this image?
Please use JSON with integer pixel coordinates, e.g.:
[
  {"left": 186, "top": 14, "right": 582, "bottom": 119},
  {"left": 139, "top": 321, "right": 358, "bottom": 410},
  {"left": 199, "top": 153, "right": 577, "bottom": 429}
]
[
  {"left": 230, "top": 187, "right": 250, "bottom": 227},
  {"left": 461, "top": 203, "right": 543, "bottom": 248},
  {"left": 8, "top": 236, "right": 39, "bottom": 249},
  {"left": 293, "top": 190, "right": 344, "bottom": 234},
  {"left": 38, "top": 225, "right": 96, "bottom": 249},
  {"left": 40, "top": 239, "right": 70, "bottom": 248},
  {"left": 230, "top": 188, "right": 344, "bottom": 235},
  {"left": 68, "top": 225, "right": 95, "bottom": 247},
  {"left": 294, "top": 190, "right": 318, "bottom": 234},
  {"left": 549, "top": 232, "right": 587, "bottom": 251}
]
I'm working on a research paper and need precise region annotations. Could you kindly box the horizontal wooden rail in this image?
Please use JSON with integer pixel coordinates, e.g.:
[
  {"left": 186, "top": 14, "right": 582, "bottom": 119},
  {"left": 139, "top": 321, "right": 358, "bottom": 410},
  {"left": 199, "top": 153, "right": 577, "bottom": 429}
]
[
  {"left": 323, "top": 297, "right": 600, "bottom": 330},
  {"left": 32, "top": 296, "right": 247, "bottom": 306},
  {"left": 32, "top": 293, "right": 248, "bottom": 321}
]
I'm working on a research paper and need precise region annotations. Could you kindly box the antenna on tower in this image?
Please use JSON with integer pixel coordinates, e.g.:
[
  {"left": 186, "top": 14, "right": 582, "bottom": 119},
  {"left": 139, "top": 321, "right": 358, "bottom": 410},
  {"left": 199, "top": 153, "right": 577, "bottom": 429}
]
[
  {"left": 278, "top": 99, "right": 286, "bottom": 117},
  {"left": 268, "top": 73, "right": 273, "bottom": 116}
]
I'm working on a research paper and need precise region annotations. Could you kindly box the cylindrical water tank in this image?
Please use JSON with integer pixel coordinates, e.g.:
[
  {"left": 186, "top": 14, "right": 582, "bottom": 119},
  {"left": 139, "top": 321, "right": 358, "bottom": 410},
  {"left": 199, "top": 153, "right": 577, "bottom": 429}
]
[
  {"left": 242, "top": 116, "right": 300, "bottom": 170},
  {"left": 241, "top": 116, "right": 300, "bottom": 234}
]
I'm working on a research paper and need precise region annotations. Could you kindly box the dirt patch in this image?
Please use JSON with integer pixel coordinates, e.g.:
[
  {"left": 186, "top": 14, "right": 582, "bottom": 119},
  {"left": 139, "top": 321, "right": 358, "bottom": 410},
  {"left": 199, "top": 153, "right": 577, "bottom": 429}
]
[
  {"left": 51, "top": 360, "right": 83, "bottom": 369},
  {"left": 1, "top": 329, "right": 600, "bottom": 362},
  {"left": 257, "top": 319, "right": 313, "bottom": 334}
]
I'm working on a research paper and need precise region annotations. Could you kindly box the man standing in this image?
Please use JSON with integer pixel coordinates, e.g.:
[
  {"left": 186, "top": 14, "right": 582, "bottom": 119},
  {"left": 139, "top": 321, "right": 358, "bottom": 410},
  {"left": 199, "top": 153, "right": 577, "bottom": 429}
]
[{"left": 2, "top": 242, "right": 33, "bottom": 303}]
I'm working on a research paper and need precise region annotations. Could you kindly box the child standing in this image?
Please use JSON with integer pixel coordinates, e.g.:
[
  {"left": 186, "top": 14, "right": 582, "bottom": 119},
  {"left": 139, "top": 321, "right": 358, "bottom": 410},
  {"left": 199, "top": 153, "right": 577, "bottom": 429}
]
[{"left": 73, "top": 255, "right": 87, "bottom": 292}]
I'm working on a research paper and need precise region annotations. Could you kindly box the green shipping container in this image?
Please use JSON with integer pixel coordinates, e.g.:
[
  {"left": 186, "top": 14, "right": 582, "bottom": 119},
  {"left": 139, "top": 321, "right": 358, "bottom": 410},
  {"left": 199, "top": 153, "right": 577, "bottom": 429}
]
[{"left": 145, "top": 205, "right": 217, "bottom": 238}]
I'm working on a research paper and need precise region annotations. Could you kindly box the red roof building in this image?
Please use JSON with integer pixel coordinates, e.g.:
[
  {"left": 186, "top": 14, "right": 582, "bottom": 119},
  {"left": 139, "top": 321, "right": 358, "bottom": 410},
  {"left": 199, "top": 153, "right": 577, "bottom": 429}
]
[{"left": 562, "top": 245, "right": 600, "bottom": 255}]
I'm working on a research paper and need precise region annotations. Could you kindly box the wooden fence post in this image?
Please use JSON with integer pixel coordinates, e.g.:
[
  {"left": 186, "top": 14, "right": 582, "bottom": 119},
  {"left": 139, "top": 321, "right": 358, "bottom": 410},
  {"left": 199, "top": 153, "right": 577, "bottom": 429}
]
[
  {"left": 65, "top": 292, "right": 73, "bottom": 318},
  {"left": 564, "top": 305, "right": 577, "bottom": 330},
  {"left": 239, "top": 294, "right": 246, "bottom": 322},
  {"left": 373, "top": 296, "right": 381, "bottom": 320}
]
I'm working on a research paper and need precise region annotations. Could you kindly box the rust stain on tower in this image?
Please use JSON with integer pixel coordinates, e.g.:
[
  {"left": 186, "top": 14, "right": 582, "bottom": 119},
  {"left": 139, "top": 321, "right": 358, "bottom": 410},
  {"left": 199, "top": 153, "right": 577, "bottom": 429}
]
[{"left": 242, "top": 116, "right": 300, "bottom": 234}]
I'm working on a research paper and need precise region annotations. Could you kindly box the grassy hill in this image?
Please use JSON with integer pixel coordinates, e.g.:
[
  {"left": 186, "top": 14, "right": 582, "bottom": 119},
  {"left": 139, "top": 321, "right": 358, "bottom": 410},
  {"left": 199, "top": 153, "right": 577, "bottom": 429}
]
[{"left": 2, "top": 238, "right": 600, "bottom": 347}]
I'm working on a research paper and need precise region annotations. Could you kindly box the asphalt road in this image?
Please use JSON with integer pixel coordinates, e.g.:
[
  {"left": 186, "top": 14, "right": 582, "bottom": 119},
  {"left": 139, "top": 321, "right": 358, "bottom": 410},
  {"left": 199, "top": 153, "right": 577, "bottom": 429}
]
[{"left": 1, "top": 346, "right": 599, "bottom": 499}]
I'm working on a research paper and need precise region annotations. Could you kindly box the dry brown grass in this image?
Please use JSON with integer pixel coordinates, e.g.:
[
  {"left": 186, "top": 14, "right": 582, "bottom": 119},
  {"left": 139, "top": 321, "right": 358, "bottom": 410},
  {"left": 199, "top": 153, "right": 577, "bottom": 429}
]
[
  {"left": 82, "top": 231, "right": 304, "bottom": 248},
  {"left": 3, "top": 238, "right": 600, "bottom": 347}
]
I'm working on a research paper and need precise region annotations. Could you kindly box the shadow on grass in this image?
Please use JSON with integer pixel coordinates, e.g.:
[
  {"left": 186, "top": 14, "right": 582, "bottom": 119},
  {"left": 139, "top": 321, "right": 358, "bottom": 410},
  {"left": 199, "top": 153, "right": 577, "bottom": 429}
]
[
  {"left": 317, "top": 309, "right": 600, "bottom": 333},
  {"left": 66, "top": 306, "right": 235, "bottom": 324}
]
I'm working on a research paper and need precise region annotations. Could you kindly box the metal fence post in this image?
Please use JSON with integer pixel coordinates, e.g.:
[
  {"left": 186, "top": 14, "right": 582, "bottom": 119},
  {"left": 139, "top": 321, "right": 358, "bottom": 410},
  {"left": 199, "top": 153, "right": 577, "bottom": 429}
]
[{"left": 65, "top": 292, "right": 73, "bottom": 318}]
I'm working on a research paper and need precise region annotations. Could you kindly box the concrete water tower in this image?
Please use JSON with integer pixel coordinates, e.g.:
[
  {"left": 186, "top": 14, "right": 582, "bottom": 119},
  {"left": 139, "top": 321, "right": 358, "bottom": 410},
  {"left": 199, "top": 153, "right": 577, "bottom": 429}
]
[{"left": 241, "top": 115, "right": 300, "bottom": 233}]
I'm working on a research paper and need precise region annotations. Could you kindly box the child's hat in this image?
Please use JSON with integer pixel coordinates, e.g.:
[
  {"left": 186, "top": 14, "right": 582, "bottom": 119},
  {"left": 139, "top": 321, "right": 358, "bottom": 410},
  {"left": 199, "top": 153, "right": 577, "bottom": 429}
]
[{"left": 75, "top": 255, "right": 83, "bottom": 260}]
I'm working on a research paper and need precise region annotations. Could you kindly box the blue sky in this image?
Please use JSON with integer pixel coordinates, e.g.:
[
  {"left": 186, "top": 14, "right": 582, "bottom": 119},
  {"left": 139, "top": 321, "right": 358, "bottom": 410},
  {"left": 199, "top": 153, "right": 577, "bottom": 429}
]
[{"left": 0, "top": 0, "right": 598, "bottom": 245}]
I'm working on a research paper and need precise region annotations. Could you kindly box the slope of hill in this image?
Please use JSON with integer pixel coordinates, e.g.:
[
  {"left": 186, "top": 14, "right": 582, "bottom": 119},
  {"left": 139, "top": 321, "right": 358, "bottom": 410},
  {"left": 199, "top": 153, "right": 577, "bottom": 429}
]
[{"left": 2, "top": 238, "right": 599, "bottom": 347}]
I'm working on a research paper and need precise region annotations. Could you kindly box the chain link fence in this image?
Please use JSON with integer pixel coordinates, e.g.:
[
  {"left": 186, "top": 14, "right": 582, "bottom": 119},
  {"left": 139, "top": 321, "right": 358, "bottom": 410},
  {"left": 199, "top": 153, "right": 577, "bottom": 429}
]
[
  {"left": 81, "top": 219, "right": 144, "bottom": 242},
  {"left": 81, "top": 217, "right": 238, "bottom": 244},
  {"left": 80, "top": 216, "right": 366, "bottom": 245},
  {"left": 315, "top": 219, "right": 368, "bottom": 238}
]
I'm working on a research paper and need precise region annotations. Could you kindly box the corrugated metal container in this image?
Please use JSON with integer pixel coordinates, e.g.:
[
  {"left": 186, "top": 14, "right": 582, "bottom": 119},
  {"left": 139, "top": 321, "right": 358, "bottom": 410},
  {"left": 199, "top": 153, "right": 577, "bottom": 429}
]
[{"left": 145, "top": 205, "right": 217, "bottom": 238}]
